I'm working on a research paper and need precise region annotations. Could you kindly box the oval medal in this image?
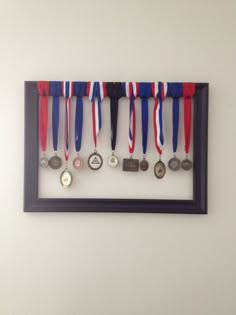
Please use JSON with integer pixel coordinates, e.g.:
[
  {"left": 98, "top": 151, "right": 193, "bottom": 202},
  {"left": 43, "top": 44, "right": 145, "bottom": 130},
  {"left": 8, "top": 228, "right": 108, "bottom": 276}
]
[
  {"left": 168, "top": 157, "right": 180, "bottom": 171},
  {"left": 181, "top": 158, "right": 192, "bottom": 171},
  {"left": 154, "top": 160, "right": 166, "bottom": 179},
  {"left": 140, "top": 159, "right": 149, "bottom": 171},
  {"left": 107, "top": 154, "right": 119, "bottom": 168},
  {"left": 88, "top": 152, "right": 103, "bottom": 170},
  {"left": 49, "top": 155, "right": 62, "bottom": 170},
  {"left": 39, "top": 156, "right": 48, "bottom": 168},
  {"left": 60, "top": 169, "right": 73, "bottom": 188},
  {"left": 73, "top": 156, "right": 84, "bottom": 170}
]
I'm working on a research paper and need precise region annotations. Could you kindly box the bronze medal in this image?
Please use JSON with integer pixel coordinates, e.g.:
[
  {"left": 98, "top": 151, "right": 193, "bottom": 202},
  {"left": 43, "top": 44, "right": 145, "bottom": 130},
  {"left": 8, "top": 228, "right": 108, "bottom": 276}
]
[
  {"left": 168, "top": 156, "right": 180, "bottom": 171},
  {"left": 73, "top": 155, "right": 84, "bottom": 170},
  {"left": 140, "top": 158, "right": 149, "bottom": 171},
  {"left": 49, "top": 154, "right": 62, "bottom": 170},
  {"left": 181, "top": 158, "right": 192, "bottom": 171},
  {"left": 123, "top": 157, "right": 139, "bottom": 172},
  {"left": 154, "top": 160, "right": 166, "bottom": 179},
  {"left": 88, "top": 151, "right": 103, "bottom": 170}
]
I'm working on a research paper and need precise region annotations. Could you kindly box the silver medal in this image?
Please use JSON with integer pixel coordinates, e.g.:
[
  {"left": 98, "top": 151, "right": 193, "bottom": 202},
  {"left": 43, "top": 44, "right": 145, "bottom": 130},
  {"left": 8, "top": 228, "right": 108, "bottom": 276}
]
[
  {"left": 88, "top": 151, "right": 103, "bottom": 170},
  {"left": 154, "top": 160, "right": 166, "bottom": 179},
  {"left": 168, "top": 156, "right": 180, "bottom": 171},
  {"left": 107, "top": 152, "right": 119, "bottom": 168},
  {"left": 73, "top": 155, "right": 84, "bottom": 170},
  {"left": 181, "top": 158, "right": 192, "bottom": 171},
  {"left": 39, "top": 155, "right": 48, "bottom": 168},
  {"left": 60, "top": 169, "right": 73, "bottom": 188},
  {"left": 49, "top": 154, "right": 62, "bottom": 170}
]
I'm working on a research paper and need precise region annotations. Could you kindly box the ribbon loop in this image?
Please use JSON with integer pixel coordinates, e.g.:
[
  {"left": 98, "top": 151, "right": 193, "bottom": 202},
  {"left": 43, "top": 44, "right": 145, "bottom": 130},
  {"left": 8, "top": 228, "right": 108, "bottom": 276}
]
[{"left": 37, "top": 81, "right": 49, "bottom": 152}]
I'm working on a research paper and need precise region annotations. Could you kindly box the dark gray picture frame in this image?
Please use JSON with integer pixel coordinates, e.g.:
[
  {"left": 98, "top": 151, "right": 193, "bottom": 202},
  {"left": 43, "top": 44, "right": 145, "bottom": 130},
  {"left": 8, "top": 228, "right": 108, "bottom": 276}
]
[{"left": 24, "top": 81, "right": 208, "bottom": 214}]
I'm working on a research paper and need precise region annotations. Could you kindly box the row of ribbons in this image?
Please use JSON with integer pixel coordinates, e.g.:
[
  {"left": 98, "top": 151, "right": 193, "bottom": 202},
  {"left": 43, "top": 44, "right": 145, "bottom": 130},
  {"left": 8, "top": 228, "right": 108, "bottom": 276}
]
[{"left": 38, "top": 81, "right": 195, "bottom": 163}]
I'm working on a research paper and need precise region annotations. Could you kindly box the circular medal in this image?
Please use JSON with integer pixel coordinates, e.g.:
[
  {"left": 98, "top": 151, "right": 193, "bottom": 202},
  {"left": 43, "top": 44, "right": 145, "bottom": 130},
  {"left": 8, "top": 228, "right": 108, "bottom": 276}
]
[
  {"left": 49, "top": 155, "right": 62, "bottom": 170},
  {"left": 39, "top": 156, "right": 48, "bottom": 168},
  {"left": 60, "top": 169, "right": 73, "bottom": 188},
  {"left": 73, "top": 156, "right": 84, "bottom": 170},
  {"left": 88, "top": 152, "right": 103, "bottom": 170},
  {"left": 168, "top": 157, "right": 180, "bottom": 171},
  {"left": 107, "top": 153, "right": 119, "bottom": 168},
  {"left": 154, "top": 160, "right": 166, "bottom": 179},
  {"left": 181, "top": 158, "right": 192, "bottom": 171},
  {"left": 140, "top": 159, "right": 149, "bottom": 171}
]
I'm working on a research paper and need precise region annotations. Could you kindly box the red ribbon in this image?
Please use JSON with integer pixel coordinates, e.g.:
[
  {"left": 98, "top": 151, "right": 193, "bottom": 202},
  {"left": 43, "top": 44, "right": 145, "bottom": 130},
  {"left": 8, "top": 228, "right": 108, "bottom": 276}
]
[
  {"left": 183, "top": 83, "right": 196, "bottom": 154},
  {"left": 37, "top": 81, "right": 49, "bottom": 152}
]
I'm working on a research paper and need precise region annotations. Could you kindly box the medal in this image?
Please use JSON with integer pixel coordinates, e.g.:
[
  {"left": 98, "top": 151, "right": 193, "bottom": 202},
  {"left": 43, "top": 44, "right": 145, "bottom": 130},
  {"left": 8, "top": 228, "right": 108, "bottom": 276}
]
[
  {"left": 152, "top": 81, "right": 168, "bottom": 178},
  {"left": 60, "top": 81, "right": 73, "bottom": 187},
  {"left": 48, "top": 81, "right": 62, "bottom": 170},
  {"left": 73, "top": 81, "right": 87, "bottom": 170},
  {"left": 139, "top": 82, "right": 152, "bottom": 171},
  {"left": 106, "top": 82, "right": 124, "bottom": 168},
  {"left": 123, "top": 82, "right": 139, "bottom": 172},
  {"left": 37, "top": 81, "right": 49, "bottom": 168},
  {"left": 181, "top": 82, "right": 196, "bottom": 171},
  {"left": 167, "top": 82, "right": 182, "bottom": 171},
  {"left": 86, "top": 81, "right": 106, "bottom": 170}
]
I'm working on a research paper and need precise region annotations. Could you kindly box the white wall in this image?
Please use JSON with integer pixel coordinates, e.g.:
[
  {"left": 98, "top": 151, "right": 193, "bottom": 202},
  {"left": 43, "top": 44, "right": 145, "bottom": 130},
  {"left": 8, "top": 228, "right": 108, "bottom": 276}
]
[{"left": 0, "top": 0, "right": 236, "bottom": 314}]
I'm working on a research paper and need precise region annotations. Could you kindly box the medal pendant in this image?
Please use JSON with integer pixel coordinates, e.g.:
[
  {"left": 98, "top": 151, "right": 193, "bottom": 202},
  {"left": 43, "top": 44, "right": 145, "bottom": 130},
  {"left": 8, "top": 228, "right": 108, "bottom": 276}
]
[
  {"left": 60, "top": 168, "right": 73, "bottom": 188},
  {"left": 154, "top": 160, "right": 166, "bottom": 179},
  {"left": 88, "top": 151, "right": 103, "bottom": 170},
  {"left": 181, "top": 158, "right": 192, "bottom": 171},
  {"left": 168, "top": 156, "right": 180, "bottom": 171},
  {"left": 73, "top": 155, "right": 84, "bottom": 170},
  {"left": 140, "top": 158, "right": 149, "bottom": 171},
  {"left": 107, "top": 152, "right": 119, "bottom": 168},
  {"left": 123, "top": 157, "right": 139, "bottom": 172},
  {"left": 39, "top": 155, "right": 48, "bottom": 168},
  {"left": 49, "top": 154, "right": 62, "bottom": 170}
]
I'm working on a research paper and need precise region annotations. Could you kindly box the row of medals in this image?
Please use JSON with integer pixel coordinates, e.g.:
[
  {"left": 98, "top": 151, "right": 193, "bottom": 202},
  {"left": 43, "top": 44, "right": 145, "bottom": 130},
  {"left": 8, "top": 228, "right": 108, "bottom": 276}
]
[{"left": 40, "top": 151, "right": 192, "bottom": 188}]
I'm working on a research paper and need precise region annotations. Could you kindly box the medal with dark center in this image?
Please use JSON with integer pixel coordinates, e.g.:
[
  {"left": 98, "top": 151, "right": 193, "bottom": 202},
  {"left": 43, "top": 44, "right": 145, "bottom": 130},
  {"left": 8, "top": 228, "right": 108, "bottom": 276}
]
[
  {"left": 123, "top": 82, "right": 139, "bottom": 172},
  {"left": 167, "top": 83, "right": 182, "bottom": 171},
  {"left": 48, "top": 81, "right": 62, "bottom": 170},
  {"left": 106, "top": 82, "right": 123, "bottom": 168},
  {"left": 152, "top": 81, "right": 167, "bottom": 179},
  {"left": 87, "top": 81, "right": 106, "bottom": 170},
  {"left": 37, "top": 81, "right": 49, "bottom": 168},
  {"left": 139, "top": 82, "right": 152, "bottom": 171},
  {"left": 181, "top": 82, "right": 196, "bottom": 171},
  {"left": 72, "top": 82, "right": 87, "bottom": 170},
  {"left": 60, "top": 81, "right": 73, "bottom": 187}
]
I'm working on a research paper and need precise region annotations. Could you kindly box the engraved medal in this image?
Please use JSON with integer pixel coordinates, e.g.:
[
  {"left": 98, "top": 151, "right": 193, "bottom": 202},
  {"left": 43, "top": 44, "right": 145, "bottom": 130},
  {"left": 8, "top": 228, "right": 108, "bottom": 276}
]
[
  {"left": 123, "top": 156, "right": 139, "bottom": 172},
  {"left": 49, "top": 154, "right": 62, "bottom": 170},
  {"left": 168, "top": 156, "right": 180, "bottom": 171},
  {"left": 181, "top": 157, "right": 192, "bottom": 171},
  {"left": 60, "top": 168, "right": 73, "bottom": 188},
  {"left": 88, "top": 151, "right": 103, "bottom": 170},
  {"left": 140, "top": 158, "right": 149, "bottom": 171},
  {"left": 39, "top": 154, "right": 48, "bottom": 168},
  {"left": 154, "top": 160, "right": 166, "bottom": 179},
  {"left": 108, "top": 153, "right": 119, "bottom": 168}
]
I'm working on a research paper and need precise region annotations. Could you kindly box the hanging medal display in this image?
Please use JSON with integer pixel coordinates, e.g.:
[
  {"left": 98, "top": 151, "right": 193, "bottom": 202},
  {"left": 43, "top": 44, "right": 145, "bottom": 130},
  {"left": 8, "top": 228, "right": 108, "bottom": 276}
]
[
  {"left": 139, "top": 82, "right": 152, "bottom": 171},
  {"left": 167, "top": 83, "right": 182, "bottom": 171},
  {"left": 87, "top": 81, "right": 106, "bottom": 170},
  {"left": 48, "top": 81, "right": 62, "bottom": 170},
  {"left": 73, "top": 82, "right": 87, "bottom": 170},
  {"left": 106, "top": 82, "right": 124, "bottom": 168},
  {"left": 181, "top": 82, "right": 196, "bottom": 171},
  {"left": 60, "top": 81, "right": 73, "bottom": 187},
  {"left": 37, "top": 81, "right": 50, "bottom": 168},
  {"left": 123, "top": 82, "right": 139, "bottom": 172},
  {"left": 152, "top": 82, "right": 168, "bottom": 179}
]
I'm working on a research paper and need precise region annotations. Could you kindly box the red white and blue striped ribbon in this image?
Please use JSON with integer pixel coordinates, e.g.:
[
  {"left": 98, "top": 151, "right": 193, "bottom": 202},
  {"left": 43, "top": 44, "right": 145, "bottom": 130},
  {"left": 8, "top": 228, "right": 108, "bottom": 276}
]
[
  {"left": 152, "top": 82, "right": 167, "bottom": 156},
  {"left": 86, "top": 81, "right": 106, "bottom": 147},
  {"left": 125, "top": 82, "right": 139, "bottom": 154},
  {"left": 62, "top": 81, "right": 73, "bottom": 161}
]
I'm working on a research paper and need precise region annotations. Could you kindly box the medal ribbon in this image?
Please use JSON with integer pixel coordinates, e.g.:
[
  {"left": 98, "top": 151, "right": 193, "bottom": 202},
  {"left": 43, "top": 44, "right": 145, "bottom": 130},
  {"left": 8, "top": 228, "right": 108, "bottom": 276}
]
[
  {"left": 183, "top": 82, "right": 196, "bottom": 154},
  {"left": 37, "top": 81, "right": 49, "bottom": 153},
  {"left": 106, "top": 82, "right": 124, "bottom": 151},
  {"left": 62, "top": 81, "right": 73, "bottom": 161},
  {"left": 74, "top": 82, "right": 87, "bottom": 152},
  {"left": 152, "top": 82, "right": 167, "bottom": 156},
  {"left": 166, "top": 83, "right": 183, "bottom": 153},
  {"left": 86, "top": 81, "right": 106, "bottom": 148},
  {"left": 139, "top": 83, "right": 152, "bottom": 155},
  {"left": 125, "top": 82, "right": 139, "bottom": 154},
  {"left": 49, "top": 81, "right": 61, "bottom": 152}
]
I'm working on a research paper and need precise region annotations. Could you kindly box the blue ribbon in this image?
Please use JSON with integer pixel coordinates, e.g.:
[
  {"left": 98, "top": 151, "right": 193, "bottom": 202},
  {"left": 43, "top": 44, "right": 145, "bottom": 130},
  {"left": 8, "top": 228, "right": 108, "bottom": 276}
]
[
  {"left": 139, "top": 83, "right": 152, "bottom": 154},
  {"left": 167, "top": 83, "right": 183, "bottom": 153},
  {"left": 49, "top": 81, "right": 61, "bottom": 151},
  {"left": 74, "top": 82, "right": 87, "bottom": 152}
]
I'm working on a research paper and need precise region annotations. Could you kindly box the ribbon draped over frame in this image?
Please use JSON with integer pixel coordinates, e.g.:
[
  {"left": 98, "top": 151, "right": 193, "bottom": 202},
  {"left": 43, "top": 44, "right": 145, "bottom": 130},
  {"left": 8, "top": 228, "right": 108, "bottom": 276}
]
[
  {"left": 37, "top": 81, "right": 50, "bottom": 153},
  {"left": 106, "top": 82, "right": 124, "bottom": 151}
]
